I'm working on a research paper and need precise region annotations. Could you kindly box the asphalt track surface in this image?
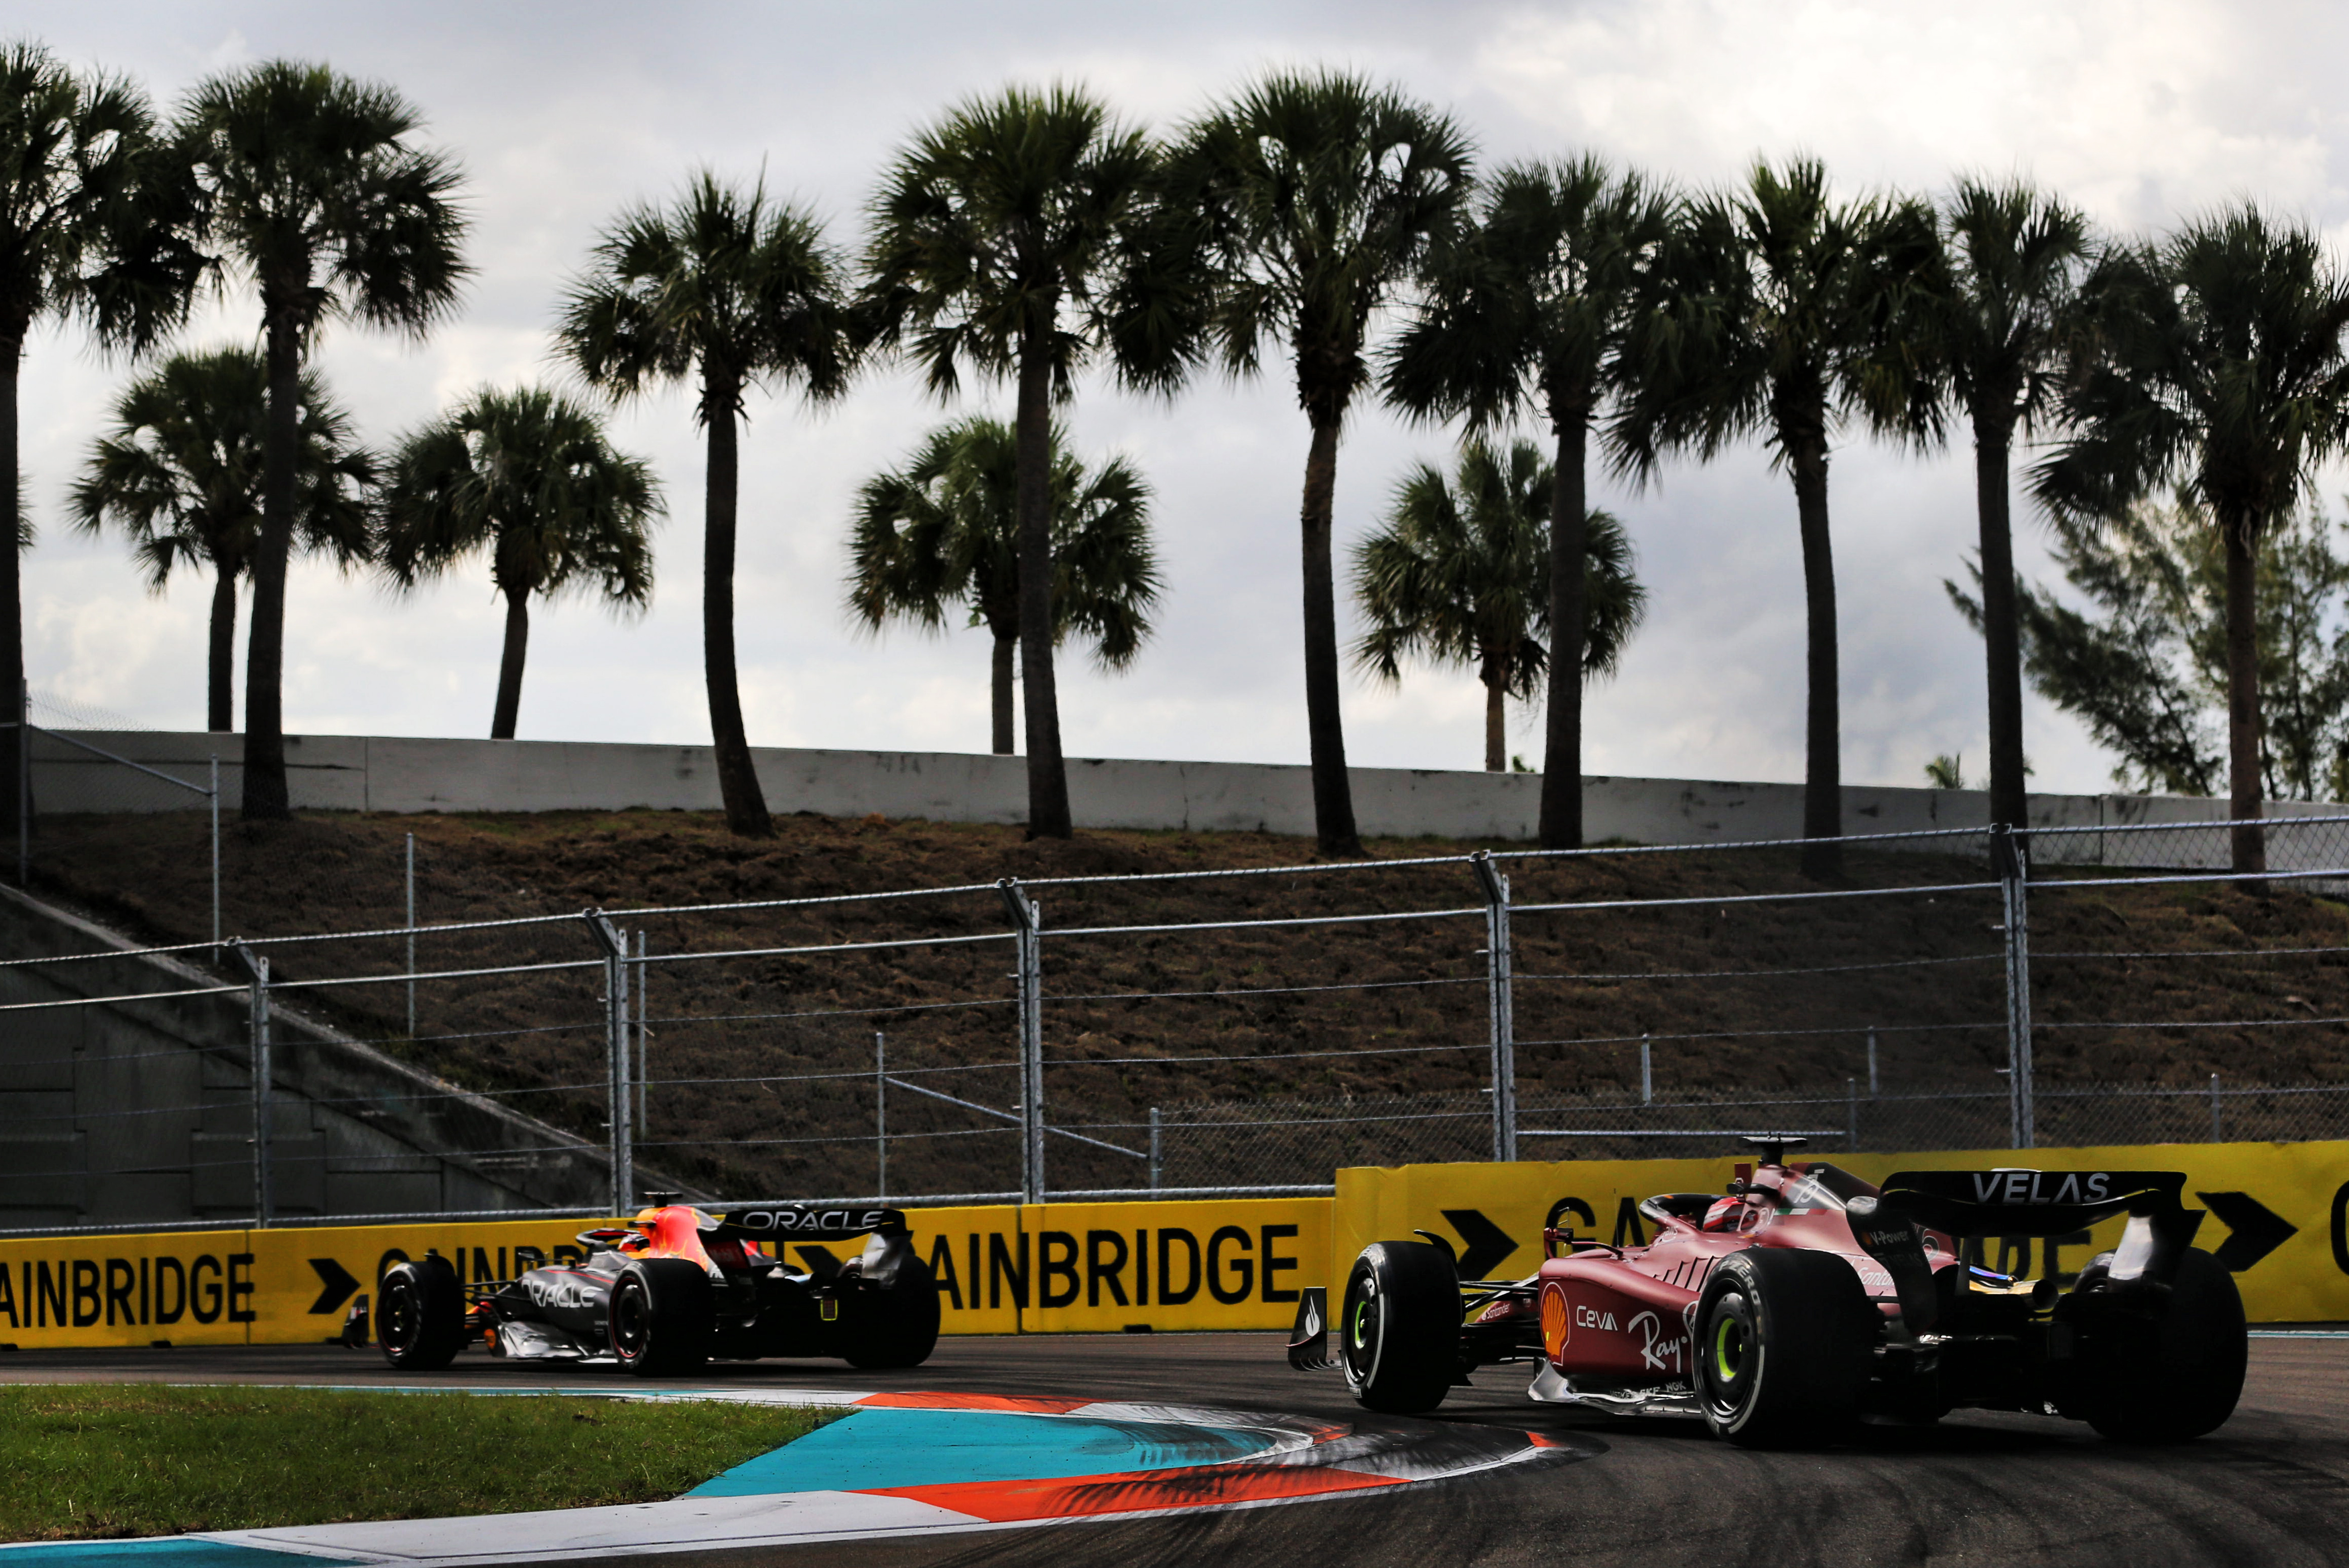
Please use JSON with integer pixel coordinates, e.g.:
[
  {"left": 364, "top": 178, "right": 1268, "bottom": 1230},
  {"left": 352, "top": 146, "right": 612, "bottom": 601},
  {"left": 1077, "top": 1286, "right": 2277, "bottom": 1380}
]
[{"left": 8, "top": 1332, "right": 2348, "bottom": 1567}]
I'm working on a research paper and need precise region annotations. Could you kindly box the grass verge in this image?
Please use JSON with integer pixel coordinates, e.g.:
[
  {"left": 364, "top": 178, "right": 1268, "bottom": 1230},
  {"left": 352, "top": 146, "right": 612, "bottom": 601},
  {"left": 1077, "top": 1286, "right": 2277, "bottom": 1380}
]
[{"left": 0, "top": 1385, "right": 839, "bottom": 1541}]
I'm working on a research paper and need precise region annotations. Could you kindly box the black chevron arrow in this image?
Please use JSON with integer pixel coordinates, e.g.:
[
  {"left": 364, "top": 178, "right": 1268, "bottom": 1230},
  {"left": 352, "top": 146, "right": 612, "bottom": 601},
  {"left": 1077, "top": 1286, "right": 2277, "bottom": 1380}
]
[
  {"left": 307, "top": 1257, "right": 362, "bottom": 1315},
  {"left": 2195, "top": 1191, "right": 2298, "bottom": 1271},
  {"left": 1440, "top": 1208, "right": 1521, "bottom": 1280}
]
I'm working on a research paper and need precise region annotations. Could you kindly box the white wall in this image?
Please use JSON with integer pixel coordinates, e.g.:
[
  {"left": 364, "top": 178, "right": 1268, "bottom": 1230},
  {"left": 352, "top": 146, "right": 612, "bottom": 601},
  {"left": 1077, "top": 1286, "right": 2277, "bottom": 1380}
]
[{"left": 32, "top": 729, "right": 2342, "bottom": 865}]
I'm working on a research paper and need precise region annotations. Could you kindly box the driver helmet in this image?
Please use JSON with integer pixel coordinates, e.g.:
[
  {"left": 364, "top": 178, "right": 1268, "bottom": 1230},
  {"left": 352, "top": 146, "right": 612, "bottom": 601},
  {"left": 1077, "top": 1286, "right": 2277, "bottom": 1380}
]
[{"left": 1702, "top": 1197, "right": 1745, "bottom": 1231}]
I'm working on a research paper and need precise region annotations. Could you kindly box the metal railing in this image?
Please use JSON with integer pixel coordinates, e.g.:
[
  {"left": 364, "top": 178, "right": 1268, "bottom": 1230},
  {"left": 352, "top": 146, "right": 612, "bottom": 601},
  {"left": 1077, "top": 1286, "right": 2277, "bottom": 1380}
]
[{"left": 5, "top": 811, "right": 2349, "bottom": 1234}]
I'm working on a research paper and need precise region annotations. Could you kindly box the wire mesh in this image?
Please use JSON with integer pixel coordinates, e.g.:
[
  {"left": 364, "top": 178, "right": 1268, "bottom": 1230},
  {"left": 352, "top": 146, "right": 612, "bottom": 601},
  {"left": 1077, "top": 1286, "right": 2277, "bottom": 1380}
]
[{"left": 7, "top": 812, "right": 2349, "bottom": 1234}]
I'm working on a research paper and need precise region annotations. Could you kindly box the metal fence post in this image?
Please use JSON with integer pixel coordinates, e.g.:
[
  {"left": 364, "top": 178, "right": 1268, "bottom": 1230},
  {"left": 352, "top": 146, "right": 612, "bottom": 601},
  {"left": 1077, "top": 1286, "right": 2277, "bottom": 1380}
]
[
  {"left": 875, "top": 1030, "right": 888, "bottom": 1199},
  {"left": 1640, "top": 1034, "right": 1652, "bottom": 1106},
  {"left": 635, "top": 930, "right": 649, "bottom": 1138},
  {"left": 1867, "top": 1027, "right": 1878, "bottom": 1098},
  {"left": 1149, "top": 1106, "right": 1162, "bottom": 1192},
  {"left": 1994, "top": 825, "right": 2035, "bottom": 1149},
  {"left": 1847, "top": 1076, "right": 1859, "bottom": 1149},
  {"left": 1472, "top": 852, "right": 1516, "bottom": 1163},
  {"left": 232, "top": 946, "right": 272, "bottom": 1227},
  {"left": 583, "top": 912, "right": 630, "bottom": 1212},
  {"left": 2210, "top": 1073, "right": 2222, "bottom": 1143},
  {"left": 16, "top": 679, "right": 27, "bottom": 888},
  {"left": 209, "top": 755, "right": 221, "bottom": 947},
  {"left": 404, "top": 833, "right": 416, "bottom": 1038},
  {"left": 999, "top": 880, "right": 1043, "bottom": 1203}
]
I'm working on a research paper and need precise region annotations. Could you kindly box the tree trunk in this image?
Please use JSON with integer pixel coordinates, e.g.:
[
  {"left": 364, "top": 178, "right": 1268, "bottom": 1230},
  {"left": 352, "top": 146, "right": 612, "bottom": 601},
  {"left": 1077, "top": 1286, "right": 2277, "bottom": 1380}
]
[
  {"left": 1014, "top": 323, "right": 1071, "bottom": 839},
  {"left": 2223, "top": 517, "right": 2267, "bottom": 883},
  {"left": 1789, "top": 429, "right": 1841, "bottom": 878},
  {"left": 0, "top": 333, "right": 22, "bottom": 850},
  {"left": 1973, "top": 410, "right": 2029, "bottom": 832},
  {"left": 991, "top": 626, "right": 1017, "bottom": 756},
  {"left": 1539, "top": 412, "right": 1590, "bottom": 846},
  {"left": 1483, "top": 666, "right": 1506, "bottom": 772},
  {"left": 1300, "top": 413, "right": 1362, "bottom": 857},
  {"left": 241, "top": 307, "right": 301, "bottom": 821},
  {"left": 701, "top": 364, "right": 771, "bottom": 837},
  {"left": 207, "top": 562, "right": 237, "bottom": 733},
  {"left": 491, "top": 587, "right": 528, "bottom": 741}
]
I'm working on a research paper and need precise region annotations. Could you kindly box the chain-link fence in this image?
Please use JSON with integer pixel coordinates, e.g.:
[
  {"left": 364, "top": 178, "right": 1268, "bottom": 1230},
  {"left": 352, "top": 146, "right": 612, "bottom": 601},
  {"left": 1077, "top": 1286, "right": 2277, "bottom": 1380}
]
[{"left": 5, "top": 812, "right": 2349, "bottom": 1235}]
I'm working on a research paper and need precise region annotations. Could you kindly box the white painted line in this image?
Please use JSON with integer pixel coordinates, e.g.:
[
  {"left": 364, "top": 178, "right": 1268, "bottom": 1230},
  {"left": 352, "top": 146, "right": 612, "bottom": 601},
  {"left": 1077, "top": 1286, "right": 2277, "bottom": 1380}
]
[{"left": 218, "top": 1491, "right": 986, "bottom": 1564}]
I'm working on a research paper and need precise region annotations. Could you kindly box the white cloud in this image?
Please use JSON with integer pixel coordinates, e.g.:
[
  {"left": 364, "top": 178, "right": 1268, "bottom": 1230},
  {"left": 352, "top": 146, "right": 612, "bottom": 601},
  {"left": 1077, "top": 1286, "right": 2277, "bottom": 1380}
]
[{"left": 15, "top": 0, "right": 2349, "bottom": 798}]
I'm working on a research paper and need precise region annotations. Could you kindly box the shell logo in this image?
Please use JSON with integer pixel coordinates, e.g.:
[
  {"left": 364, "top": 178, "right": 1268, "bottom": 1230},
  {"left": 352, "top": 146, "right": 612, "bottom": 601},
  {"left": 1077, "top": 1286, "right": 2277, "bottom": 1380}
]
[{"left": 1540, "top": 1281, "right": 1569, "bottom": 1360}]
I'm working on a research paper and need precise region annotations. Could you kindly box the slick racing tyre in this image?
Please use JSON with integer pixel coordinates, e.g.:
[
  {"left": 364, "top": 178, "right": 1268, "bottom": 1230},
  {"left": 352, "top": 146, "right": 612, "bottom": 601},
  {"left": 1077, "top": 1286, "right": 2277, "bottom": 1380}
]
[
  {"left": 844, "top": 1254, "right": 941, "bottom": 1370},
  {"left": 1695, "top": 1247, "right": 1873, "bottom": 1447},
  {"left": 1339, "top": 1240, "right": 1459, "bottom": 1415},
  {"left": 378, "top": 1256, "right": 465, "bottom": 1371},
  {"left": 2075, "top": 1247, "right": 2247, "bottom": 1443},
  {"left": 609, "top": 1259, "right": 714, "bottom": 1377}
]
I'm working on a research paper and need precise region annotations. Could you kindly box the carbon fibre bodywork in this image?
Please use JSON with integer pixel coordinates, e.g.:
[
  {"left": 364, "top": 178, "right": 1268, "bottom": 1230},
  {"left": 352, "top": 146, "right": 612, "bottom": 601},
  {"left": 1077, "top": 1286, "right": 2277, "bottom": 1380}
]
[
  {"left": 1292, "top": 1142, "right": 2243, "bottom": 1437},
  {"left": 358, "top": 1203, "right": 936, "bottom": 1368}
]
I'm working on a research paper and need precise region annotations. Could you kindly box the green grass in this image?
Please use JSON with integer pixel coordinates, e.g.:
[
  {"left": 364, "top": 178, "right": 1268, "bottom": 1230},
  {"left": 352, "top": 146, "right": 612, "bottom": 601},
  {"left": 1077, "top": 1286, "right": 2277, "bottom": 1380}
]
[{"left": 0, "top": 1385, "right": 841, "bottom": 1542}]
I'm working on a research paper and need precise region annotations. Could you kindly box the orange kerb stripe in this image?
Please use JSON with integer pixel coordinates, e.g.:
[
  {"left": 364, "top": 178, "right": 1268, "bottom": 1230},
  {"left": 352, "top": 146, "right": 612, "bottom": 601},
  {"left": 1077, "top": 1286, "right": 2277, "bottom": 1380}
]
[
  {"left": 865, "top": 1461, "right": 1397, "bottom": 1522},
  {"left": 852, "top": 1391, "right": 1095, "bottom": 1414}
]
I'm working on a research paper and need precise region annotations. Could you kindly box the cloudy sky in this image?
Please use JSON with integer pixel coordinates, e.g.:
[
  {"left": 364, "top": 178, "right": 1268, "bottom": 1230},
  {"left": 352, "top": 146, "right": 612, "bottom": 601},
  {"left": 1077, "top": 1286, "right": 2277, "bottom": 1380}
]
[{"left": 15, "top": 0, "right": 2349, "bottom": 795}]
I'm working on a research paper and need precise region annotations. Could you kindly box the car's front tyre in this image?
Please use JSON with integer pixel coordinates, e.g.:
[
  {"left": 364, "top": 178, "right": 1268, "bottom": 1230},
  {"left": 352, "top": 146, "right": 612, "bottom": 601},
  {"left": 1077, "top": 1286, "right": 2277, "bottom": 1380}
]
[{"left": 1339, "top": 1240, "right": 1459, "bottom": 1415}]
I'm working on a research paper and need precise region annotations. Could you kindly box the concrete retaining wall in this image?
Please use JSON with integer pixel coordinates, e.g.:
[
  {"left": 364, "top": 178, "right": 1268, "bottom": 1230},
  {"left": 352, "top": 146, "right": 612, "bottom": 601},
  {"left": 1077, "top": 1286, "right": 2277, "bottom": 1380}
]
[{"left": 27, "top": 728, "right": 2344, "bottom": 849}]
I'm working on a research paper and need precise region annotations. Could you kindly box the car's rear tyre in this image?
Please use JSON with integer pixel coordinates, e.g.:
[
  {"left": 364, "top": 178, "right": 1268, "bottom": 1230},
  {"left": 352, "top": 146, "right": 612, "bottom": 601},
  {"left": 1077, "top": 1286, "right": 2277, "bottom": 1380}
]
[
  {"left": 2076, "top": 1247, "right": 2246, "bottom": 1443},
  {"left": 378, "top": 1257, "right": 464, "bottom": 1371},
  {"left": 844, "top": 1254, "right": 941, "bottom": 1370},
  {"left": 609, "top": 1259, "right": 714, "bottom": 1376},
  {"left": 1339, "top": 1240, "right": 1459, "bottom": 1415},
  {"left": 1696, "top": 1247, "right": 1873, "bottom": 1447}
]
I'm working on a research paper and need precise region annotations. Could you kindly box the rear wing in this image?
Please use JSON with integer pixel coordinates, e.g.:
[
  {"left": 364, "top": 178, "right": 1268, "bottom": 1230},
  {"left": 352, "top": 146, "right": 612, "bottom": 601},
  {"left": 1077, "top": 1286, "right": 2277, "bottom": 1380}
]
[
  {"left": 714, "top": 1205, "right": 908, "bottom": 1240},
  {"left": 1877, "top": 1168, "right": 2185, "bottom": 1239},
  {"left": 1869, "top": 1168, "right": 2204, "bottom": 1303}
]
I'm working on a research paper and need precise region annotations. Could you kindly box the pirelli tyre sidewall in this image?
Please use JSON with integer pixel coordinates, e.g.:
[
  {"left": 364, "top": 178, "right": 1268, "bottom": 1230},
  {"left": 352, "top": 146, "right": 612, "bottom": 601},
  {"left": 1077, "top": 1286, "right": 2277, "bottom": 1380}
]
[
  {"left": 1695, "top": 1247, "right": 1872, "bottom": 1447},
  {"left": 378, "top": 1255, "right": 464, "bottom": 1371},
  {"left": 1339, "top": 1240, "right": 1459, "bottom": 1415},
  {"left": 609, "top": 1258, "right": 715, "bottom": 1377}
]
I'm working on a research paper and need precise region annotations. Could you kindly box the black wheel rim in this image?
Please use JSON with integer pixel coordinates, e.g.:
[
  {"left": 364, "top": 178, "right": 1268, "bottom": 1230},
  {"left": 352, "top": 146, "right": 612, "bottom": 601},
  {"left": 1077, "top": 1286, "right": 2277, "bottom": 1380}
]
[
  {"left": 612, "top": 1279, "right": 651, "bottom": 1359},
  {"left": 1343, "top": 1274, "right": 1380, "bottom": 1380},
  {"left": 381, "top": 1281, "right": 418, "bottom": 1353},
  {"left": 1703, "top": 1292, "right": 1756, "bottom": 1424}
]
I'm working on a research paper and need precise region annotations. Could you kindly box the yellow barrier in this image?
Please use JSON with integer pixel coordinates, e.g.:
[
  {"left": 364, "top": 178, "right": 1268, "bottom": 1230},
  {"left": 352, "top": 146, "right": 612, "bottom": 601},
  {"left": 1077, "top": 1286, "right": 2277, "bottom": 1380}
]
[
  {"left": 0, "top": 1197, "right": 1334, "bottom": 1349},
  {"left": 1332, "top": 1139, "right": 2349, "bottom": 1323},
  {"left": 1017, "top": 1199, "right": 1329, "bottom": 1334},
  {"left": 13, "top": 1143, "right": 2333, "bottom": 1351}
]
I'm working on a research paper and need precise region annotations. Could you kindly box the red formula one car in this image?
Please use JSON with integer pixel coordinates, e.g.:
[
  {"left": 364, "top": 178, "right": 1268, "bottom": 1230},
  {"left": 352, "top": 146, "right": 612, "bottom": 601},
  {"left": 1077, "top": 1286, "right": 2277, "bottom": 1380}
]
[
  {"left": 1291, "top": 1138, "right": 2247, "bottom": 1447},
  {"left": 362, "top": 1201, "right": 939, "bottom": 1376}
]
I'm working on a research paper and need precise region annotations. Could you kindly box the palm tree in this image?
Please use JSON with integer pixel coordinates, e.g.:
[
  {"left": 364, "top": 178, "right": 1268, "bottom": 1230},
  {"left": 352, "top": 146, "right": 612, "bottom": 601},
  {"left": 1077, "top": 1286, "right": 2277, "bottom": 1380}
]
[
  {"left": 1616, "top": 158, "right": 1940, "bottom": 877},
  {"left": 1383, "top": 156, "right": 1669, "bottom": 843},
  {"left": 558, "top": 172, "right": 853, "bottom": 838},
  {"left": 69, "top": 347, "right": 373, "bottom": 731},
  {"left": 863, "top": 85, "right": 1191, "bottom": 839},
  {"left": 177, "top": 60, "right": 468, "bottom": 820},
  {"left": 849, "top": 415, "right": 1159, "bottom": 754},
  {"left": 2034, "top": 205, "right": 2349, "bottom": 878},
  {"left": 1352, "top": 438, "right": 1645, "bottom": 771},
  {"left": 379, "top": 386, "right": 661, "bottom": 740},
  {"left": 1173, "top": 71, "right": 1473, "bottom": 857},
  {"left": 1918, "top": 178, "right": 2093, "bottom": 834},
  {"left": 0, "top": 42, "right": 198, "bottom": 842}
]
